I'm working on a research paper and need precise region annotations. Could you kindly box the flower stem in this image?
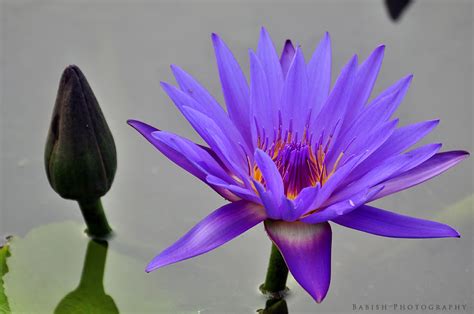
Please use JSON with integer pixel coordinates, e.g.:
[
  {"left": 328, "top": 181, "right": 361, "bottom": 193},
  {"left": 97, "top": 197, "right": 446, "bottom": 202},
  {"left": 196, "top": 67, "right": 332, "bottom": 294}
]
[
  {"left": 260, "top": 243, "right": 289, "bottom": 298},
  {"left": 78, "top": 198, "right": 112, "bottom": 238}
]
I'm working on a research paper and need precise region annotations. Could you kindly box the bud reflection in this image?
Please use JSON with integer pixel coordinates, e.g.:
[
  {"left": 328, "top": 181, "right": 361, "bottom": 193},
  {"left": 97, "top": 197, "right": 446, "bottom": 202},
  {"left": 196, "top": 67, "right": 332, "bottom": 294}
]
[{"left": 54, "top": 239, "right": 118, "bottom": 313}]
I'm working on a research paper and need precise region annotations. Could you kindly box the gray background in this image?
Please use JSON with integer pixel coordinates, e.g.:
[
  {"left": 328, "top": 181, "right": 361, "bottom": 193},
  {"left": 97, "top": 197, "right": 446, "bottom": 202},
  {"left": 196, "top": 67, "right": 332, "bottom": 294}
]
[{"left": 1, "top": 0, "right": 473, "bottom": 313}]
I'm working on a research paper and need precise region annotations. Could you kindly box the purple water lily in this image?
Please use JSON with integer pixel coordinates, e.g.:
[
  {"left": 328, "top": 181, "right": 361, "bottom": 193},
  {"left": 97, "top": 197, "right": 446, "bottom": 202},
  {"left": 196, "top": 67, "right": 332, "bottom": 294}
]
[{"left": 128, "top": 28, "right": 468, "bottom": 303}]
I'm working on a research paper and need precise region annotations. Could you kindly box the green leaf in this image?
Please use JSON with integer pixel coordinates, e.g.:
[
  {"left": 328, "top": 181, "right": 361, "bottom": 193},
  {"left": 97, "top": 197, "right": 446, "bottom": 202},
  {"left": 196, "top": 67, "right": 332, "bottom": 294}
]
[
  {"left": 3, "top": 222, "right": 175, "bottom": 313},
  {"left": 0, "top": 244, "right": 11, "bottom": 313}
]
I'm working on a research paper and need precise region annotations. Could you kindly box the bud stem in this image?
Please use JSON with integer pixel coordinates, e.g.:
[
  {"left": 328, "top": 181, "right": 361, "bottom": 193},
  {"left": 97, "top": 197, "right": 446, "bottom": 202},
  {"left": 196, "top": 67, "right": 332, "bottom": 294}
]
[
  {"left": 78, "top": 198, "right": 112, "bottom": 238},
  {"left": 260, "top": 243, "right": 289, "bottom": 298}
]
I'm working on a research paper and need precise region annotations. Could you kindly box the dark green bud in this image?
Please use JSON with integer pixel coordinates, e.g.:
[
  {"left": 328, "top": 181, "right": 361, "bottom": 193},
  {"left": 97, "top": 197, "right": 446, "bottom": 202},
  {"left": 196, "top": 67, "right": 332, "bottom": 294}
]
[{"left": 45, "top": 65, "right": 117, "bottom": 201}]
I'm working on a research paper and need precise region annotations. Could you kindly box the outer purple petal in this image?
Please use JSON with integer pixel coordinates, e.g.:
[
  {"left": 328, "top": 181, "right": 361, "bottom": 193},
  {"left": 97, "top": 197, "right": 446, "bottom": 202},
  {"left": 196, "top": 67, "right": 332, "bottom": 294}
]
[
  {"left": 307, "top": 32, "right": 332, "bottom": 116},
  {"left": 182, "top": 106, "right": 249, "bottom": 182},
  {"left": 265, "top": 220, "right": 332, "bottom": 303},
  {"left": 127, "top": 120, "right": 235, "bottom": 200},
  {"left": 280, "top": 40, "right": 296, "bottom": 78},
  {"left": 170, "top": 65, "right": 251, "bottom": 155},
  {"left": 160, "top": 82, "right": 249, "bottom": 163},
  {"left": 332, "top": 205, "right": 460, "bottom": 238},
  {"left": 257, "top": 27, "right": 284, "bottom": 107},
  {"left": 212, "top": 33, "right": 253, "bottom": 149},
  {"left": 146, "top": 201, "right": 266, "bottom": 272},
  {"left": 151, "top": 130, "right": 234, "bottom": 182},
  {"left": 371, "top": 151, "right": 469, "bottom": 201}
]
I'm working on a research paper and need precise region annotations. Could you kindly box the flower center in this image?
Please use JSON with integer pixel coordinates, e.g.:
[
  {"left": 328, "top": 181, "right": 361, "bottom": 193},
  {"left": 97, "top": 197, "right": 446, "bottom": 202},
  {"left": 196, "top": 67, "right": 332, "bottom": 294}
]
[{"left": 252, "top": 132, "right": 343, "bottom": 200}]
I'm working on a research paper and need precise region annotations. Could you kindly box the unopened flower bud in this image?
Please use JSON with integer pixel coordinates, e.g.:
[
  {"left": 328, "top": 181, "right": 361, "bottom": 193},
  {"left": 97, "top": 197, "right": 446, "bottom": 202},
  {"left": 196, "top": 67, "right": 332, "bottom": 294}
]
[{"left": 45, "top": 65, "right": 116, "bottom": 201}]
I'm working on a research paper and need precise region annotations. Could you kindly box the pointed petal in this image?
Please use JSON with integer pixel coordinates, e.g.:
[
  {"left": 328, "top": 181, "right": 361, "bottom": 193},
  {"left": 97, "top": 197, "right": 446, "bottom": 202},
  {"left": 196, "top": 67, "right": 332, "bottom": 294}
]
[
  {"left": 147, "top": 201, "right": 266, "bottom": 272},
  {"left": 332, "top": 75, "right": 412, "bottom": 162},
  {"left": 371, "top": 151, "right": 469, "bottom": 201},
  {"left": 345, "top": 45, "right": 385, "bottom": 122},
  {"left": 250, "top": 51, "right": 274, "bottom": 142},
  {"left": 257, "top": 27, "right": 284, "bottom": 106},
  {"left": 280, "top": 40, "right": 296, "bottom": 78},
  {"left": 161, "top": 82, "right": 250, "bottom": 160},
  {"left": 170, "top": 65, "right": 251, "bottom": 155},
  {"left": 151, "top": 130, "right": 234, "bottom": 182},
  {"left": 347, "top": 120, "right": 439, "bottom": 180},
  {"left": 212, "top": 33, "right": 253, "bottom": 148},
  {"left": 265, "top": 220, "right": 332, "bottom": 303},
  {"left": 281, "top": 47, "right": 309, "bottom": 133},
  {"left": 170, "top": 64, "right": 227, "bottom": 122},
  {"left": 182, "top": 106, "right": 249, "bottom": 181},
  {"left": 307, "top": 32, "right": 332, "bottom": 116},
  {"left": 310, "top": 55, "right": 358, "bottom": 150},
  {"left": 127, "top": 120, "right": 234, "bottom": 199},
  {"left": 332, "top": 205, "right": 460, "bottom": 238},
  {"left": 368, "top": 74, "right": 413, "bottom": 108}
]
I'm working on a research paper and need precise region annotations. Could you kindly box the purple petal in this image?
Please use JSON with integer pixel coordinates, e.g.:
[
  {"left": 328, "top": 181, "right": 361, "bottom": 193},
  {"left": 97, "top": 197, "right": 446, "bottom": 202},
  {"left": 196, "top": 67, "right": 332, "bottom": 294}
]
[
  {"left": 347, "top": 119, "right": 439, "bottom": 181},
  {"left": 344, "top": 142, "right": 441, "bottom": 191},
  {"left": 332, "top": 119, "right": 398, "bottom": 172},
  {"left": 301, "top": 186, "right": 383, "bottom": 224},
  {"left": 309, "top": 156, "right": 360, "bottom": 210},
  {"left": 332, "top": 205, "right": 460, "bottom": 238},
  {"left": 344, "top": 45, "right": 385, "bottom": 123},
  {"left": 257, "top": 27, "right": 284, "bottom": 107},
  {"left": 281, "top": 47, "right": 309, "bottom": 134},
  {"left": 307, "top": 32, "right": 332, "bottom": 116},
  {"left": 331, "top": 146, "right": 410, "bottom": 203},
  {"left": 310, "top": 55, "right": 358, "bottom": 151},
  {"left": 368, "top": 74, "right": 413, "bottom": 108},
  {"left": 171, "top": 65, "right": 227, "bottom": 123},
  {"left": 249, "top": 51, "right": 274, "bottom": 143},
  {"left": 161, "top": 82, "right": 250, "bottom": 161},
  {"left": 331, "top": 75, "right": 412, "bottom": 163},
  {"left": 280, "top": 40, "right": 296, "bottom": 78},
  {"left": 127, "top": 120, "right": 234, "bottom": 200},
  {"left": 206, "top": 175, "right": 260, "bottom": 204},
  {"left": 254, "top": 149, "right": 284, "bottom": 198},
  {"left": 293, "top": 183, "right": 321, "bottom": 217},
  {"left": 265, "top": 220, "right": 332, "bottom": 303},
  {"left": 170, "top": 65, "right": 251, "bottom": 155},
  {"left": 371, "top": 151, "right": 469, "bottom": 201},
  {"left": 181, "top": 106, "right": 249, "bottom": 182},
  {"left": 212, "top": 33, "right": 253, "bottom": 149},
  {"left": 146, "top": 201, "right": 266, "bottom": 272}
]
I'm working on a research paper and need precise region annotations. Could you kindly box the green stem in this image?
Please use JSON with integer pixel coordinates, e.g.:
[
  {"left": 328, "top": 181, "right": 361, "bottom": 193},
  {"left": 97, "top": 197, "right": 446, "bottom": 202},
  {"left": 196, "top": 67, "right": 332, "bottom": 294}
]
[
  {"left": 260, "top": 243, "right": 289, "bottom": 298},
  {"left": 78, "top": 198, "right": 112, "bottom": 238}
]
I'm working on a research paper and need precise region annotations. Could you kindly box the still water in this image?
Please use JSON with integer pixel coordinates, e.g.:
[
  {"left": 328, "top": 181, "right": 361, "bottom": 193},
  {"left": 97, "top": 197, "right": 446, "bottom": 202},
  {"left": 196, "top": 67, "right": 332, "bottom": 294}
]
[{"left": 1, "top": 0, "right": 473, "bottom": 313}]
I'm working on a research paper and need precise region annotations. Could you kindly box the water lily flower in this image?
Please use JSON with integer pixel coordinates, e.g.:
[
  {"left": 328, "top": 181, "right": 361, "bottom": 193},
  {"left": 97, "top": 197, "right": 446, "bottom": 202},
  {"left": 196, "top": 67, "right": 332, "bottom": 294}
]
[{"left": 128, "top": 28, "right": 468, "bottom": 303}]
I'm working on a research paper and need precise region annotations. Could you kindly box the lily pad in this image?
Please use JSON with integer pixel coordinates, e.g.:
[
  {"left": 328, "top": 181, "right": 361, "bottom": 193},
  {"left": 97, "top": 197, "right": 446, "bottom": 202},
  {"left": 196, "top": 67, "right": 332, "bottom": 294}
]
[
  {"left": 0, "top": 244, "right": 11, "bottom": 313},
  {"left": 3, "top": 221, "right": 175, "bottom": 313}
]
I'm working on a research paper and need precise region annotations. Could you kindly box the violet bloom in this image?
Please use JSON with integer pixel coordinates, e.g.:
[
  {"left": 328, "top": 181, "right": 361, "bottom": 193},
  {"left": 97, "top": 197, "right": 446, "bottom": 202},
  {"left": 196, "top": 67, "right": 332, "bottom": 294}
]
[{"left": 128, "top": 28, "right": 468, "bottom": 303}]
